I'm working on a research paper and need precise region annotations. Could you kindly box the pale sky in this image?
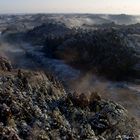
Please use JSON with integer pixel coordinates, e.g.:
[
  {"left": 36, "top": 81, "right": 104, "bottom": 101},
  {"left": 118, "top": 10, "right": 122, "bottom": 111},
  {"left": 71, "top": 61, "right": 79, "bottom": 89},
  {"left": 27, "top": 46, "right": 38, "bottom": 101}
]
[{"left": 0, "top": 0, "right": 140, "bottom": 15}]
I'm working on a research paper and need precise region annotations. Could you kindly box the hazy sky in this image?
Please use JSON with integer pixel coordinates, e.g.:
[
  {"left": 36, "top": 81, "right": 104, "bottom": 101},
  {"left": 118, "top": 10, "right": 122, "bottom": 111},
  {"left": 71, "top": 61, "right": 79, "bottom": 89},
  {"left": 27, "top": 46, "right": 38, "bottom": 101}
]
[{"left": 0, "top": 0, "right": 140, "bottom": 15}]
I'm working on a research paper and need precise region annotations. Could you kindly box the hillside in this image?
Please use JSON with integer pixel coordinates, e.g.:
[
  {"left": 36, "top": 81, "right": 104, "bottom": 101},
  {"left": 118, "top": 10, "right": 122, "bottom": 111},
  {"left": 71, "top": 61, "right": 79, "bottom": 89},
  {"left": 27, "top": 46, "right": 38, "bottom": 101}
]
[
  {"left": 0, "top": 57, "right": 138, "bottom": 139},
  {"left": 0, "top": 14, "right": 140, "bottom": 139},
  {"left": 25, "top": 23, "right": 139, "bottom": 80}
]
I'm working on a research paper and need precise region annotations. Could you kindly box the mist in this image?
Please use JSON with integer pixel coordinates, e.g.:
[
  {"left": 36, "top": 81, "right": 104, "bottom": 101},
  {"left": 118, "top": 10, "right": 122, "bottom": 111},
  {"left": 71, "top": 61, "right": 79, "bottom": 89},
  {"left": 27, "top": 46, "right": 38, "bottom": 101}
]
[{"left": 0, "top": 13, "right": 139, "bottom": 134}]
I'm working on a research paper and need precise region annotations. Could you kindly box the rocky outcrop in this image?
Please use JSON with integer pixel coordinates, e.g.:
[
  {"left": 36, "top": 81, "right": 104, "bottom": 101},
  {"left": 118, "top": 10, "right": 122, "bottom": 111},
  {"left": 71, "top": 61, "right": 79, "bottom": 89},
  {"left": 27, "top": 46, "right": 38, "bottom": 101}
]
[{"left": 0, "top": 56, "right": 12, "bottom": 71}]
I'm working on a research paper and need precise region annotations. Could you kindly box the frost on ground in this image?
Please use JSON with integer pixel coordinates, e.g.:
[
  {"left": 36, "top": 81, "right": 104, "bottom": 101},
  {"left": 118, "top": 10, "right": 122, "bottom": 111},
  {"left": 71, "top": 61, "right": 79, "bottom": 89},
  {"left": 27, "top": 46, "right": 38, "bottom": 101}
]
[{"left": 0, "top": 56, "right": 139, "bottom": 140}]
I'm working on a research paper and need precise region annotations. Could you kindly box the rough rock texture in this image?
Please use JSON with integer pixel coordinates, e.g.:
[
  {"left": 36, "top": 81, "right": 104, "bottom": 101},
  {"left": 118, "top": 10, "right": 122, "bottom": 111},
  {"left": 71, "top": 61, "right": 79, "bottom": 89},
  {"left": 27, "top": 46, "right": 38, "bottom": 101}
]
[
  {"left": 0, "top": 56, "right": 12, "bottom": 71},
  {"left": 0, "top": 58, "right": 138, "bottom": 140}
]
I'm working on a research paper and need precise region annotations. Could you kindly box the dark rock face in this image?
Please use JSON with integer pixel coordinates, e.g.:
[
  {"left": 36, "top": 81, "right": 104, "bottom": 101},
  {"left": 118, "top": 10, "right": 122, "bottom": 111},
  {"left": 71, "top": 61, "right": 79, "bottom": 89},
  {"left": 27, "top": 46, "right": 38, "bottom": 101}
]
[
  {"left": 0, "top": 56, "right": 12, "bottom": 71},
  {"left": 0, "top": 60, "right": 138, "bottom": 139}
]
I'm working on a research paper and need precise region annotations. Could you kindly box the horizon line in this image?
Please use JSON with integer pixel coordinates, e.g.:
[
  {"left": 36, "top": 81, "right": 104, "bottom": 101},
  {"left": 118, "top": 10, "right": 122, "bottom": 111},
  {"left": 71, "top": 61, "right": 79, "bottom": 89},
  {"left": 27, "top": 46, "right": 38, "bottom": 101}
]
[{"left": 0, "top": 12, "right": 140, "bottom": 16}]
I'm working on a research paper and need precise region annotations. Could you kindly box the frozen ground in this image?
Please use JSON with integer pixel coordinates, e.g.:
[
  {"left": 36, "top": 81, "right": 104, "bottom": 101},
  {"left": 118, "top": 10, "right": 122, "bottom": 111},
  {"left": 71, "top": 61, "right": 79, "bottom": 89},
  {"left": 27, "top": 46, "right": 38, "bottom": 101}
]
[{"left": 0, "top": 38, "right": 139, "bottom": 131}]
